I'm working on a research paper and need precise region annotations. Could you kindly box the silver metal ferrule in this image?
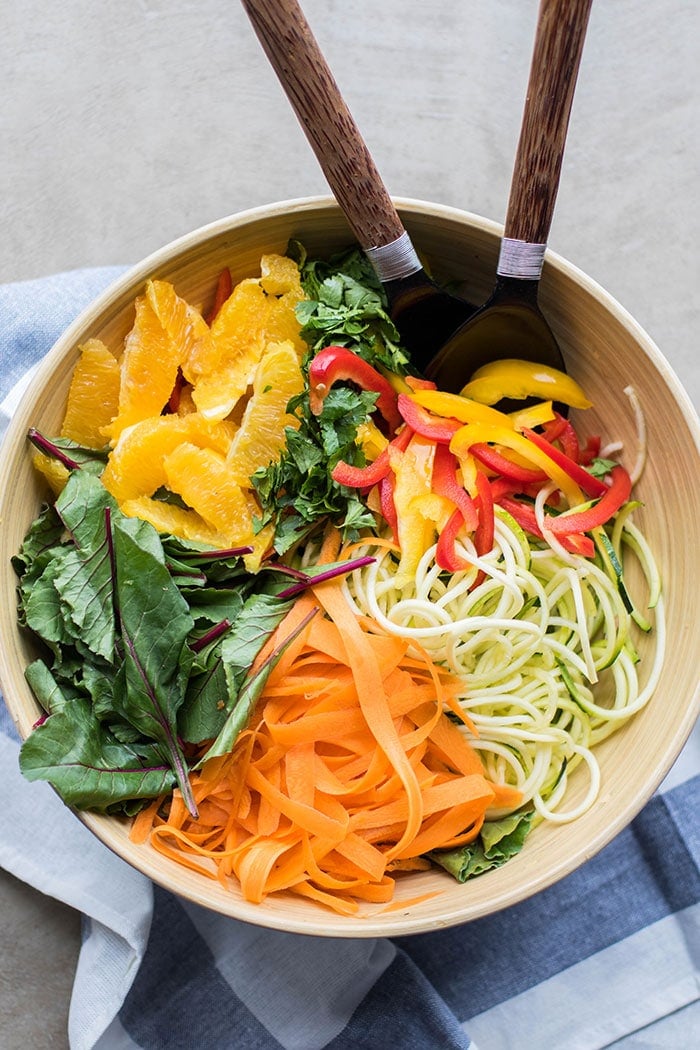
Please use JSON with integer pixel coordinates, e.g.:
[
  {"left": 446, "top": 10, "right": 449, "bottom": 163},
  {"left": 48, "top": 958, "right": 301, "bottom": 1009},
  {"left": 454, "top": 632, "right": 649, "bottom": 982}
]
[
  {"left": 497, "top": 238, "right": 547, "bottom": 280},
  {"left": 365, "top": 231, "right": 423, "bottom": 282}
]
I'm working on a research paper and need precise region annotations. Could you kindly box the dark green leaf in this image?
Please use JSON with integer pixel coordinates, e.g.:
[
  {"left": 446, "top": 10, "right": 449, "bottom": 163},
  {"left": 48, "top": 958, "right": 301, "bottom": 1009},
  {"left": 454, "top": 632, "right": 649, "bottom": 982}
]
[
  {"left": 430, "top": 810, "right": 533, "bottom": 881},
  {"left": 110, "top": 515, "right": 196, "bottom": 814},
  {"left": 19, "top": 700, "right": 177, "bottom": 811}
]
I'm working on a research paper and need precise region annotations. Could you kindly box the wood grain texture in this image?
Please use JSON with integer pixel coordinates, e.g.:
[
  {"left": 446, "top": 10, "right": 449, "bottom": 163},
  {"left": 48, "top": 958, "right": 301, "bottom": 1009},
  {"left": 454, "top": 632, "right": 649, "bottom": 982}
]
[
  {"left": 504, "top": 0, "right": 593, "bottom": 245},
  {"left": 241, "top": 0, "right": 405, "bottom": 249},
  {"left": 0, "top": 198, "right": 698, "bottom": 937}
]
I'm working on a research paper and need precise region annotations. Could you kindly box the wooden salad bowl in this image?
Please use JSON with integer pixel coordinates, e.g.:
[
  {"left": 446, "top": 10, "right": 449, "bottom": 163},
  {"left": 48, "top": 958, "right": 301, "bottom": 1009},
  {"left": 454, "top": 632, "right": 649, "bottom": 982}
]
[{"left": 1, "top": 197, "right": 698, "bottom": 936}]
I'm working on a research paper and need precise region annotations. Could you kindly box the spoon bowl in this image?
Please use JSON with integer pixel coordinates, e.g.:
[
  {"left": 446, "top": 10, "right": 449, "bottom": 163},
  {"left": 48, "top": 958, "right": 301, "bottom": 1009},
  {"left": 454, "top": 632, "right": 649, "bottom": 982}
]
[{"left": 430, "top": 0, "right": 593, "bottom": 393}]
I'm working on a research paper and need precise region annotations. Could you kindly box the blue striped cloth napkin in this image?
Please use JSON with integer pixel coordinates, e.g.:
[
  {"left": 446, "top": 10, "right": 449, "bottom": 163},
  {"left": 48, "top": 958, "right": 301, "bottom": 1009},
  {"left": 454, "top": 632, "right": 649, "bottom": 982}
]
[{"left": 0, "top": 270, "right": 698, "bottom": 1050}]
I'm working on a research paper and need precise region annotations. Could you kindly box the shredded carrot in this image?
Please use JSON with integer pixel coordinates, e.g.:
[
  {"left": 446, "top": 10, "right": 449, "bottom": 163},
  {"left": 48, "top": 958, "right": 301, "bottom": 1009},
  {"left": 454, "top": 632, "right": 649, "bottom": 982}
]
[{"left": 133, "top": 531, "right": 522, "bottom": 913}]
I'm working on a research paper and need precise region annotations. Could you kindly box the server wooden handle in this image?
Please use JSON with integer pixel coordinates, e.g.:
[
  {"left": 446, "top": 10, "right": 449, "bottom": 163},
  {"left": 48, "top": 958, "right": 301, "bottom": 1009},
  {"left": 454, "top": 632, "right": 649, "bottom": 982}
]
[
  {"left": 241, "top": 0, "right": 406, "bottom": 249},
  {"left": 504, "top": 0, "right": 593, "bottom": 246}
]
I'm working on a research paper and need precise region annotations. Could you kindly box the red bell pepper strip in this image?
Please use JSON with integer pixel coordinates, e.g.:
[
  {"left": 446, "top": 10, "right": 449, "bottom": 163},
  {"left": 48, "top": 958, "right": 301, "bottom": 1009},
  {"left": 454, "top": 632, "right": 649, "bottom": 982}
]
[
  {"left": 522, "top": 427, "right": 608, "bottom": 499},
  {"left": 544, "top": 465, "right": 632, "bottom": 535},
  {"left": 397, "top": 393, "right": 462, "bottom": 443},
  {"left": 436, "top": 509, "right": 471, "bottom": 572},
  {"left": 204, "top": 267, "right": 233, "bottom": 325},
  {"left": 308, "top": 346, "right": 402, "bottom": 433},
  {"left": 497, "top": 496, "right": 595, "bottom": 557},
  {"left": 379, "top": 474, "right": 399, "bottom": 542},
  {"left": 579, "top": 434, "right": 601, "bottom": 466},
  {"left": 470, "top": 442, "right": 548, "bottom": 484},
  {"left": 542, "top": 414, "right": 569, "bottom": 444},
  {"left": 331, "top": 424, "right": 413, "bottom": 490},
  {"left": 556, "top": 419, "right": 581, "bottom": 463},
  {"left": 405, "top": 375, "right": 437, "bottom": 391},
  {"left": 474, "top": 470, "right": 495, "bottom": 558},
  {"left": 431, "top": 444, "right": 478, "bottom": 532},
  {"left": 331, "top": 451, "right": 392, "bottom": 489}
]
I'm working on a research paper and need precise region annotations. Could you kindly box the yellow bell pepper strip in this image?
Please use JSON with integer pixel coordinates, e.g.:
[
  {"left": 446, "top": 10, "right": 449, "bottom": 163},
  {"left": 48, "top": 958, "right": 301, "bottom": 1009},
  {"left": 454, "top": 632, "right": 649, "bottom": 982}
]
[
  {"left": 431, "top": 445, "right": 478, "bottom": 532},
  {"left": 410, "top": 388, "right": 517, "bottom": 428},
  {"left": 522, "top": 426, "right": 607, "bottom": 499},
  {"left": 544, "top": 465, "right": 632, "bottom": 536},
  {"left": 355, "top": 419, "right": 389, "bottom": 460},
  {"left": 449, "top": 423, "right": 584, "bottom": 508},
  {"left": 397, "top": 393, "right": 462, "bottom": 444},
  {"left": 308, "top": 346, "right": 402, "bottom": 433},
  {"left": 508, "top": 401, "right": 556, "bottom": 430},
  {"left": 389, "top": 434, "right": 438, "bottom": 585},
  {"left": 460, "top": 358, "right": 593, "bottom": 410}
]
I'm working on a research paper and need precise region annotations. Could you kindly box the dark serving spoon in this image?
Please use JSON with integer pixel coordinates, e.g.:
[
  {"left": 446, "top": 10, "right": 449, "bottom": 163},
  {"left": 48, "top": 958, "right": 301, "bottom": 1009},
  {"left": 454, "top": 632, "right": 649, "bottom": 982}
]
[
  {"left": 242, "top": 0, "right": 591, "bottom": 392},
  {"left": 427, "top": 0, "right": 594, "bottom": 392},
  {"left": 240, "top": 0, "right": 477, "bottom": 367}
]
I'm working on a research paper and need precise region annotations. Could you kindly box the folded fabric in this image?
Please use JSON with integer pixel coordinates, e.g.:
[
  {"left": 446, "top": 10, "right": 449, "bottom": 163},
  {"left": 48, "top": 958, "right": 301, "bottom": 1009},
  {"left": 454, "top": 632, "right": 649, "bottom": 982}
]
[{"left": 0, "top": 269, "right": 698, "bottom": 1050}]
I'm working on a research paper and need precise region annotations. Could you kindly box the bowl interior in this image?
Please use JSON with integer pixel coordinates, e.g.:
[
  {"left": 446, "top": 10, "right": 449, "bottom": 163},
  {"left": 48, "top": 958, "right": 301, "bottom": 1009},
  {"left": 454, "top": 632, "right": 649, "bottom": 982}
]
[{"left": 1, "top": 196, "right": 698, "bottom": 937}]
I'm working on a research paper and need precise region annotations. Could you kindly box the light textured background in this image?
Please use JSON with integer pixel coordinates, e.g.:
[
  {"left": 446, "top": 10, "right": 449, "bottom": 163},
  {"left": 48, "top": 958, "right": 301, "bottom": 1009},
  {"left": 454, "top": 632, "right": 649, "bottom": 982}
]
[{"left": 1, "top": 1, "right": 698, "bottom": 1046}]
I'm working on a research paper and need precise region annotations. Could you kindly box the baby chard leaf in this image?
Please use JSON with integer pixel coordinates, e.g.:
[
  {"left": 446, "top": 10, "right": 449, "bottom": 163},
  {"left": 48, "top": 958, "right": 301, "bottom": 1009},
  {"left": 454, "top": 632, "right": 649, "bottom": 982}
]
[
  {"left": 109, "top": 515, "right": 198, "bottom": 817},
  {"left": 179, "top": 590, "right": 293, "bottom": 745},
  {"left": 19, "top": 697, "right": 176, "bottom": 810},
  {"left": 197, "top": 605, "right": 318, "bottom": 765}
]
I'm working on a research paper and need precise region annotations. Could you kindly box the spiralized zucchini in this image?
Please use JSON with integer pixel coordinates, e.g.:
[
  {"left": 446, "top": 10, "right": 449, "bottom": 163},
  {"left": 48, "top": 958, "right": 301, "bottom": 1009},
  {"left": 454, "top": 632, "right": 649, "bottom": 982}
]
[{"left": 343, "top": 506, "right": 665, "bottom": 825}]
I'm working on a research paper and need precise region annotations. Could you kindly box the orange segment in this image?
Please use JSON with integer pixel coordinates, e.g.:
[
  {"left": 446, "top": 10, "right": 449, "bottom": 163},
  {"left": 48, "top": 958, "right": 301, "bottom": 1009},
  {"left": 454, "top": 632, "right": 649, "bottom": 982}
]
[
  {"left": 101, "top": 413, "right": 237, "bottom": 503},
  {"left": 189, "top": 255, "right": 306, "bottom": 420},
  {"left": 163, "top": 443, "right": 255, "bottom": 536},
  {"left": 107, "top": 281, "right": 211, "bottom": 441},
  {"left": 61, "top": 339, "right": 120, "bottom": 448},
  {"left": 226, "top": 340, "right": 305, "bottom": 487},
  {"left": 32, "top": 451, "right": 70, "bottom": 498},
  {"left": 162, "top": 442, "right": 274, "bottom": 568},
  {"left": 120, "top": 495, "right": 221, "bottom": 547}
]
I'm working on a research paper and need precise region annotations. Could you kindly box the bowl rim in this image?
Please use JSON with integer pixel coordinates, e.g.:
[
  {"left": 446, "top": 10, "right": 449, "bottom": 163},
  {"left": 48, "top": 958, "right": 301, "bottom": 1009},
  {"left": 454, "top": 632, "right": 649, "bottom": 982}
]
[{"left": 1, "top": 194, "right": 698, "bottom": 937}]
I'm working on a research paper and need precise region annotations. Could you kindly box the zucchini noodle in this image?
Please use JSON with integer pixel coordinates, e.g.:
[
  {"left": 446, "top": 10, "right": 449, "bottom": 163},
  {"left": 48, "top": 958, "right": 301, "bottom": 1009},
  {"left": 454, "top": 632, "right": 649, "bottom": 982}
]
[{"left": 343, "top": 506, "right": 665, "bottom": 825}]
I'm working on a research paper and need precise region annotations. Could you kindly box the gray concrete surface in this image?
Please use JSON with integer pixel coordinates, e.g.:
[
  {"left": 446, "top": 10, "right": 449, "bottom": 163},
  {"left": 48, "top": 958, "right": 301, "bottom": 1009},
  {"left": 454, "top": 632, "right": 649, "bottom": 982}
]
[{"left": 1, "top": 1, "right": 698, "bottom": 1046}]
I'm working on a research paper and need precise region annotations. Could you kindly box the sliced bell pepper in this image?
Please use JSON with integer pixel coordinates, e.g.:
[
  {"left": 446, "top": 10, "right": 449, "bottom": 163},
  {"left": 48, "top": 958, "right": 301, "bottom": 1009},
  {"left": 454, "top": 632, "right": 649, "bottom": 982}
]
[
  {"left": 308, "top": 345, "right": 402, "bottom": 433},
  {"left": 522, "top": 427, "right": 607, "bottom": 498},
  {"left": 449, "top": 423, "right": 583, "bottom": 508},
  {"left": 431, "top": 444, "right": 478, "bottom": 532},
  {"left": 469, "top": 443, "right": 547, "bottom": 484},
  {"left": 509, "top": 401, "right": 556, "bottom": 430},
  {"left": 474, "top": 470, "right": 495, "bottom": 561},
  {"left": 579, "top": 433, "right": 602, "bottom": 466},
  {"left": 497, "top": 496, "right": 595, "bottom": 557},
  {"left": 460, "top": 358, "right": 593, "bottom": 410},
  {"left": 436, "top": 509, "right": 471, "bottom": 573},
  {"left": 397, "top": 393, "right": 462, "bottom": 443},
  {"left": 331, "top": 424, "right": 413, "bottom": 490},
  {"left": 544, "top": 465, "right": 632, "bottom": 535},
  {"left": 410, "top": 388, "right": 516, "bottom": 428},
  {"left": 204, "top": 267, "right": 233, "bottom": 325},
  {"left": 379, "top": 473, "right": 399, "bottom": 542}
]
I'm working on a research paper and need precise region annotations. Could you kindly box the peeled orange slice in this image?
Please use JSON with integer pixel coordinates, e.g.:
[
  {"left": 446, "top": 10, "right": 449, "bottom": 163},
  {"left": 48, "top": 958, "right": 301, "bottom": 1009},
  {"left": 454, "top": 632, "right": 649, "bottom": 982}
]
[
  {"left": 61, "top": 339, "right": 120, "bottom": 448},
  {"left": 189, "top": 255, "right": 306, "bottom": 420},
  {"left": 107, "top": 281, "right": 211, "bottom": 441},
  {"left": 226, "top": 340, "right": 304, "bottom": 487},
  {"left": 162, "top": 442, "right": 274, "bottom": 568},
  {"left": 120, "top": 496, "right": 221, "bottom": 547},
  {"left": 101, "top": 413, "right": 237, "bottom": 503}
]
